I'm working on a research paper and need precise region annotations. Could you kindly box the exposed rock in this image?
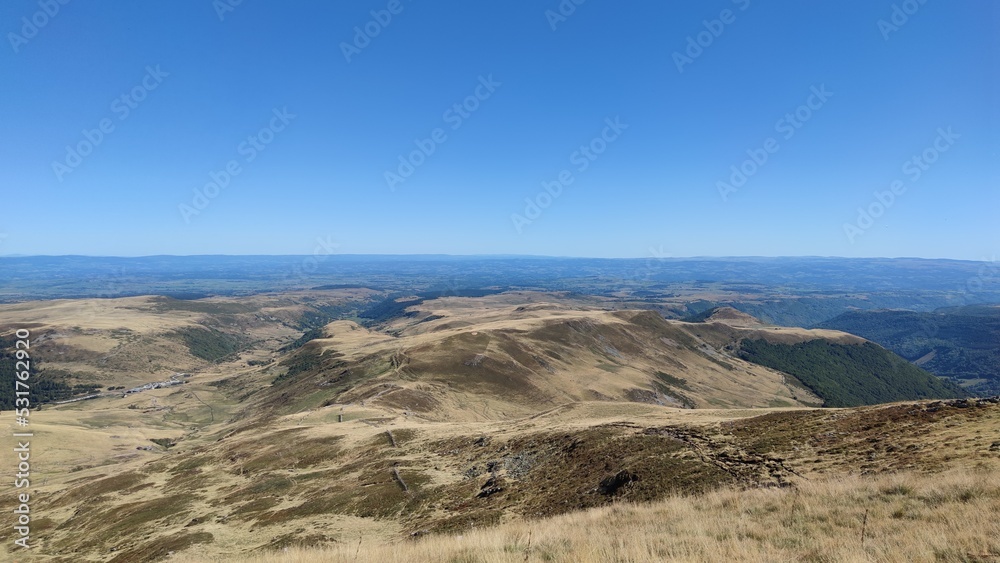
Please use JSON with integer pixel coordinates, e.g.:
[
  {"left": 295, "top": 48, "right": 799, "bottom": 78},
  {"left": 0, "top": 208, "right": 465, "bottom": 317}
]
[{"left": 597, "top": 470, "right": 637, "bottom": 496}]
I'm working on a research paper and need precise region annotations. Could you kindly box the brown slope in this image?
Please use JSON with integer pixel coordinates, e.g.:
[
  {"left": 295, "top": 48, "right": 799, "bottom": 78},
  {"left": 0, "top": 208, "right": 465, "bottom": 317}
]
[
  {"left": 254, "top": 298, "right": 826, "bottom": 422},
  {"left": 14, "top": 395, "right": 999, "bottom": 561}
]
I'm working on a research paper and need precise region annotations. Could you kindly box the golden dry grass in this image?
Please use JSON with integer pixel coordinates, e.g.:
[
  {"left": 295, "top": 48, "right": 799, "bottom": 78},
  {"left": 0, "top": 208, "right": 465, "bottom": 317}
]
[
  {"left": 300, "top": 299, "right": 832, "bottom": 419},
  {"left": 1, "top": 292, "right": 991, "bottom": 562},
  {"left": 172, "top": 468, "right": 1000, "bottom": 563},
  {"left": 6, "top": 396, "right": 995, "bottom": 562}
]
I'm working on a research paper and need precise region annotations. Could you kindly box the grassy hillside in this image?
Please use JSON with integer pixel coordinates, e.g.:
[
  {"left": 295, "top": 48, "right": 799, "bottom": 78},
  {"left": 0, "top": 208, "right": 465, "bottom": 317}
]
[
  {"left": 0, "top": 333, "right": 102, "bottom": 408},
  {"left": 738, "top": 339, "right": 967, "bottom": 407},
  {"left": 11, "top": 396, "right": 999, "bottom": 561},
  {"left": 358, "top": 288, "right": 505, "bottom": 325},
  {"left": 817, "top": 306, "right": 1000, "bottom": 395},
  {"left": 175, "top": 326, "right": 246, "bottom": 362},
  {"left": 681, "top": 306, "right": 761, "bottom": 325},
  {"left": 248, "top": 303, "right": 827, "bottom": 421},
  {"left": 3, "top": 292, "right": 996, "bottom": 561},
  {"left": 175, "top": 469, "right": 1000, "bottom": 563}
]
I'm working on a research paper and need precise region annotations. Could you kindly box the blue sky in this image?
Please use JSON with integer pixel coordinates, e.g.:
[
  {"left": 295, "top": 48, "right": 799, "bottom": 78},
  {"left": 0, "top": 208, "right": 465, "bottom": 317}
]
[{"left": 1, "top": 0, "right": 996, "bottom": 259}]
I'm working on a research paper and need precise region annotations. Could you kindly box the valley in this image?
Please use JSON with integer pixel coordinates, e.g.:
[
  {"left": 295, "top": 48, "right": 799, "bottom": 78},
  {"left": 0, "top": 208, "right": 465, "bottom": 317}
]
[{"left": 0, "top": 279, "right": 995, "bottom": 561}]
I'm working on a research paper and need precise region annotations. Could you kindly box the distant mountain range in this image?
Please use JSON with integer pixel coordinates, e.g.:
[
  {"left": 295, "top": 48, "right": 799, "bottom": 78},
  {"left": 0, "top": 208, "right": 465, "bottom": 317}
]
[{"left": 2, "top": 255, "right": 998, "bottom": 317}]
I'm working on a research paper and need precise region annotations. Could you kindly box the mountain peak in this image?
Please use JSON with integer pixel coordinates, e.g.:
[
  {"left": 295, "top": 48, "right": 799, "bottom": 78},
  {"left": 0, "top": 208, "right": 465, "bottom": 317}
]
[{"left": 688, "top": 306, "right": 763, "bottom": 327}]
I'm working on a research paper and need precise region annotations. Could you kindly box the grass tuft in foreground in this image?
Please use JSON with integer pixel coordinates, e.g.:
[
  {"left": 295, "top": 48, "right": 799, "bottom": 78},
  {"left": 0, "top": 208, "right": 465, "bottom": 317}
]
[{"left": 172, "top": 467, "right": 1000, "bottom": 562}]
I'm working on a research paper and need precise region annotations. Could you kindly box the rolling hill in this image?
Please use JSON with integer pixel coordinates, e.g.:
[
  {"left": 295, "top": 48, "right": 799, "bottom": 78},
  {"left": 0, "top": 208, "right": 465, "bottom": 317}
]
[
  {"left": 738, "top": 339, "right": 966, "bottom": 407},
  {"left": 817, "top": 305, "right": 1000, "bottom": 395},
  {"left": 0, "top": 291, "right": 990, "bottom": 561},
  {"left": 250, "top": 297, "right": 827, "bottom": 422},
  {"left": 5, "top": 388, "right": 997, "bottom": 561}
]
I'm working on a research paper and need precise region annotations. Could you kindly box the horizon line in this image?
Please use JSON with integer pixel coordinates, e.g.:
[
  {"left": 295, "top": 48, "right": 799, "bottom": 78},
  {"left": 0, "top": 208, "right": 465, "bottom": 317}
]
[{"left": 0, "top": 253, "right": 983, "bottom": 262}]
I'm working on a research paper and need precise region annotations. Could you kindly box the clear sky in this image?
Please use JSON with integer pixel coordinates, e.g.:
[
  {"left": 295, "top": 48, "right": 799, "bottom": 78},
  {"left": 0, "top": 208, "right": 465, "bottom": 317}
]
[{"left": 1, "top": 1, "right": 997, "bottom": 259}]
